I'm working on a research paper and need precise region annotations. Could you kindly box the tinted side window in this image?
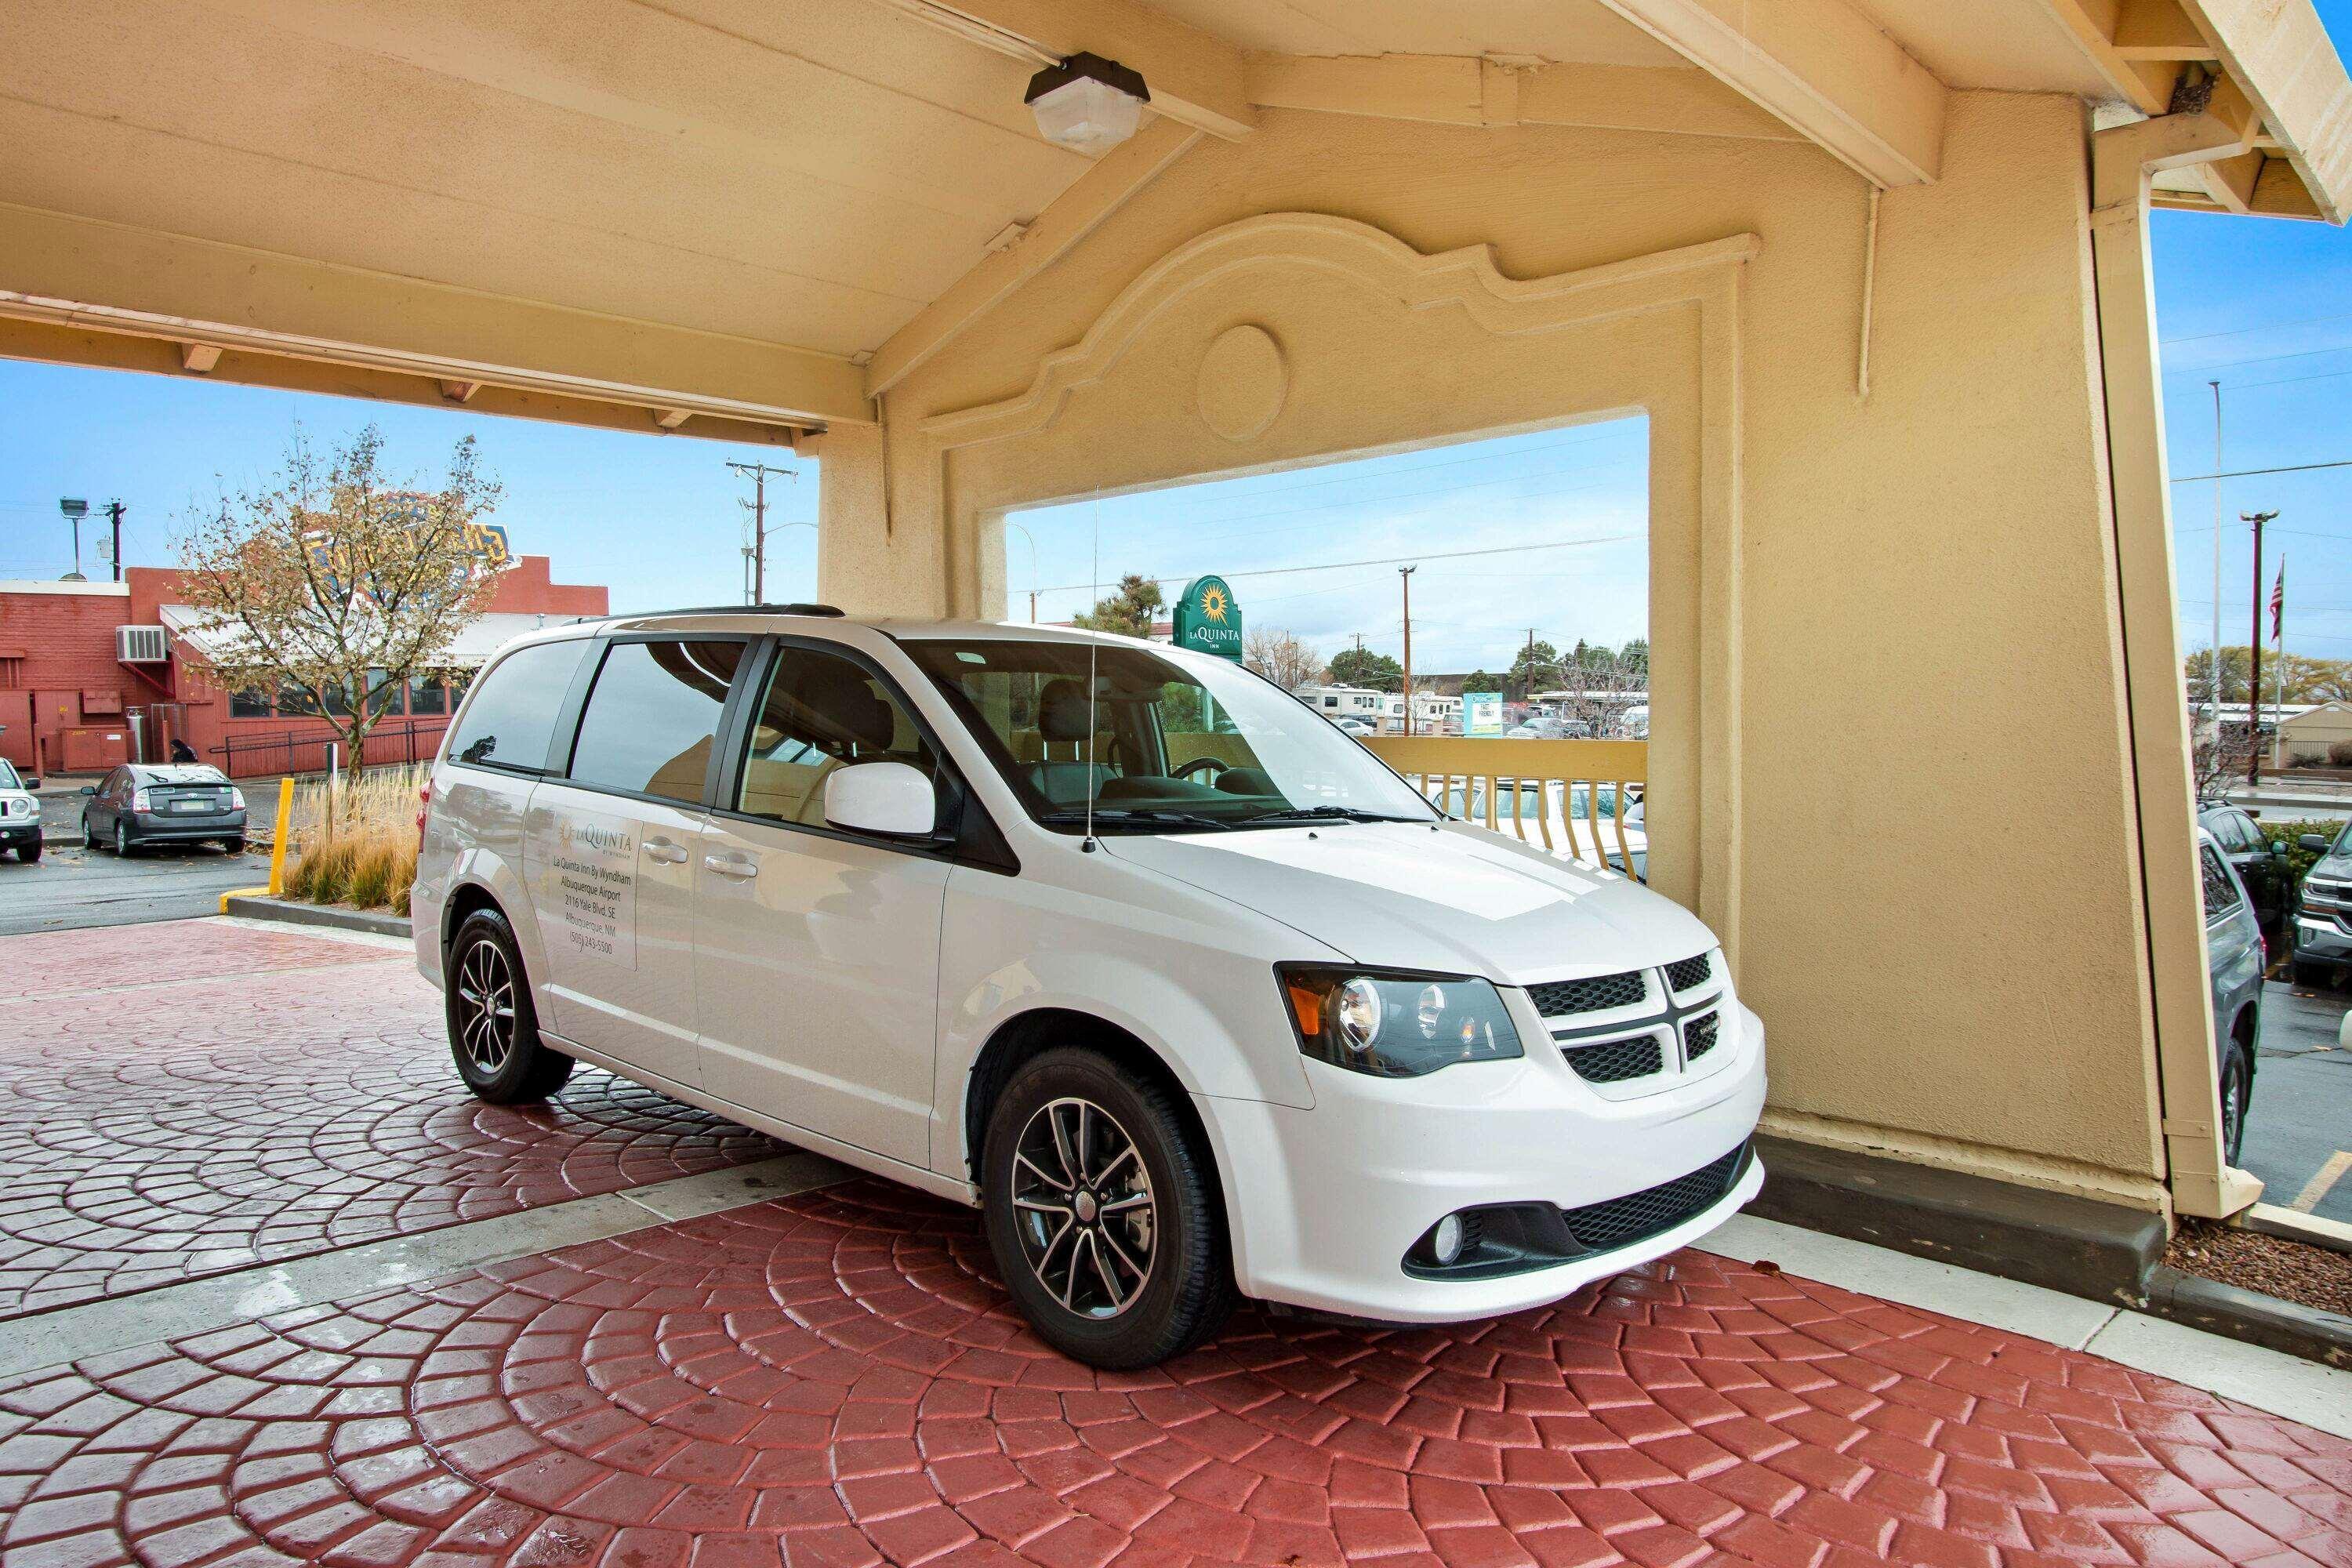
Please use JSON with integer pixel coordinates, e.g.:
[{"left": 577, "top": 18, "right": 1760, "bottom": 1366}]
[
  {"left": 445, "top": 640, "right": 591, "bottom": 773},
  {"left": 2200, "top": 846, "right": 2242, "bottom": 920},
  {"left": 567, "top": 640, "right": 746, "bottom": 804},
  {"left": 732, "top": 644, "right": 941, "bottom": 828}
]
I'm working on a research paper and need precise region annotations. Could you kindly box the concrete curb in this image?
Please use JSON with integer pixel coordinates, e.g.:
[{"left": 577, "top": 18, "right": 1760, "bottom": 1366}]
[
  {"left": 1748, "top": 1134, "right": 2165, "bottom": 1306},
  {"left": 221, "top": 894, "right": 412, "bottom": 939},
  {"left": 2142, "top": 1263, "right": 2352, "bottom": 1370}
]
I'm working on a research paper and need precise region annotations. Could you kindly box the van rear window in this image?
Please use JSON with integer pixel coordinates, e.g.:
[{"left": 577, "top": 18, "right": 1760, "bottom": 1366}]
[{"left": 445, "top": 640, "right": 589, "bottom": 773}]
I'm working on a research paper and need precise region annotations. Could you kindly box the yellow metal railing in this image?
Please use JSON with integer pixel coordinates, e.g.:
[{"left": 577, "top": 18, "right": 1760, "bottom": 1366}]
[{"left": 1363, "top": 736, "right": 1647, "bottom": 875}]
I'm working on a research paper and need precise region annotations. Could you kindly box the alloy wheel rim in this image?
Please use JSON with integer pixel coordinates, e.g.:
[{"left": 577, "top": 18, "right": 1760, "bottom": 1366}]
[
  {"left": 2223, "top": 1071, "right": 2243, "bottom": 1157},
  {"left": 454, "top": 939, "right": 517, "bottom": 1074},
  {"left": 1009, "top": 1096, "right": 1156, "bottom": 1319}
]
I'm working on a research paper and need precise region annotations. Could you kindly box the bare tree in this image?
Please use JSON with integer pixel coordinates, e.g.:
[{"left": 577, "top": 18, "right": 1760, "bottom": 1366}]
[
  {"left": 1245, "top": 627, "right": 1323, "bottom": 690},
  {"left": 175, "top": 425, "right": 507, "bottom": 775}
]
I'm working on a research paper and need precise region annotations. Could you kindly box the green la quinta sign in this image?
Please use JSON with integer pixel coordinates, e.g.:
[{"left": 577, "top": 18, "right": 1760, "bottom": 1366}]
[{"left": 1173, "top": 575, "right": 1243, "bottom": 661}]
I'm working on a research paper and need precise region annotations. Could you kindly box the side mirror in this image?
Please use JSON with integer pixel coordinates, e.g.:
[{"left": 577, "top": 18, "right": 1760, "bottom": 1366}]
[
  {"left": 2302, "top": 834, "right": 2332, "bottom": 853},
  {"left": 78, "top": 785, "right": 96, "bottom": 797},
  {"left": 2273, "top": 840, "right": 2290, "bottom": 857},
  {"left": 22, "top": 777, "right": 37, "bottom": 790},
  {"left": 824, "top": 760, "right": 940, "bottom": 840}
]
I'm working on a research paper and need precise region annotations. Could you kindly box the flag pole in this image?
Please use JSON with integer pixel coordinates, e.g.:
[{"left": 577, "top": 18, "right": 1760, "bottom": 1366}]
[{"left": 2272, "top": 555, "right": 2286, "bottom": 771}]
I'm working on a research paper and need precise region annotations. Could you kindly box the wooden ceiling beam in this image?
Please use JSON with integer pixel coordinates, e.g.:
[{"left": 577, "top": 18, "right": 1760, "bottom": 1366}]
[
  {"left": 1582, "top": 0, "right": 1947, "bottom": 185},
  {"left": 865, "top": 114, "right": 1198, "bottom": 397}
]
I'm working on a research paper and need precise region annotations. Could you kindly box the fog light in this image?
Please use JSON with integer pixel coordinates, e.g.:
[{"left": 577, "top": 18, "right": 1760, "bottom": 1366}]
[{"left": 1432, "top": 1214, "right": 1465, "bottom": 1266}]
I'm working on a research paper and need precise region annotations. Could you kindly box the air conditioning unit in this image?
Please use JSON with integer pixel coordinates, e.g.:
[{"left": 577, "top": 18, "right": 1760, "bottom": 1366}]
[{"left": 116, "top": 625, "right": 169, "bottom": 663}]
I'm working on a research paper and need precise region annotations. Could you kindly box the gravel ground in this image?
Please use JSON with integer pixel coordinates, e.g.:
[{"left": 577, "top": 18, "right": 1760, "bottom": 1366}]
[{"left": 2165, "top": 1217, "right": 2352, "bottom": 1316}]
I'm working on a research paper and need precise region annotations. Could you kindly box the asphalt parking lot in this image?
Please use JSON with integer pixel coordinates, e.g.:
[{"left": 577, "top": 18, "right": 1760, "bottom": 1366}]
[
  {"left": 0, "top": 837, "right": 263, "bottom": 936},
  {"left": 2248, "top": 978, "right": 2352, "bottom": 1223}
]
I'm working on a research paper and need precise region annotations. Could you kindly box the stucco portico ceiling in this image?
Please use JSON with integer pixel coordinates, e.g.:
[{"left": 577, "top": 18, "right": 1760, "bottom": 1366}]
[{"left": 0, "top": 0, "right": 2343, "bottom": 437}]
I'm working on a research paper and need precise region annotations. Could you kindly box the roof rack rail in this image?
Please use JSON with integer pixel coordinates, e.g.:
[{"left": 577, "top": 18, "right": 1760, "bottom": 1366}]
[{"left": 624, "top": 602, "right": 847, "bottom": 618}]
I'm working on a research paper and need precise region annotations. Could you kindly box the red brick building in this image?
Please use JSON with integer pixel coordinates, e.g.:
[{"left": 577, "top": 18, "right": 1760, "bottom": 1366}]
[{"left": 0, "top": 557, "right": 608, "bottom": 779}]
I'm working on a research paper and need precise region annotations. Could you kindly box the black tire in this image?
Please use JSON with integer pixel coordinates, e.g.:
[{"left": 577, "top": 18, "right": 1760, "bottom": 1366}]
[
  {"left": 17, "top": 840, "right": 38, "bottom": 864},
  {"left": 445, "top": 906, "right": 575, "bottom": 1105},
  {"left": 982, "top": 1045, "right": 1235, "bottom": 1369},
  {"left": 114, "top": 821, "right": 132, "bottom": 857},
  {"left": 2219, "top": 1039, "right": 2254, "bottom": 1166},
  {"left": 83, "top": 813, "right": 102, "bottom": 852},
  {"left": 222, "top": 837, "right": 247, "bottom": 855},
  {"left": 2293, "top": 959, "right": 2333, "bottom": 990}
]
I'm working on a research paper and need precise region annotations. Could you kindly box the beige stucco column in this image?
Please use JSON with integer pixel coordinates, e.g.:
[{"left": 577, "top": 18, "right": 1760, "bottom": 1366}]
[
  {"left": 2089, "top": 111, "right": 2267, "bottom": 1221},
  {"left": 815, "top": 95, "right": 2208, "bottom": 1218}
]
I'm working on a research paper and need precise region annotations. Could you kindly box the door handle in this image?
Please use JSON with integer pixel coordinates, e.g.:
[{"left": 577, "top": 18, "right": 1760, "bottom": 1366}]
[
  {"left": 704, "top": 852, "right": 759, "bottom": 879},
  {"left": 644, "top": 837, "right": 689, "bottom": 864}
]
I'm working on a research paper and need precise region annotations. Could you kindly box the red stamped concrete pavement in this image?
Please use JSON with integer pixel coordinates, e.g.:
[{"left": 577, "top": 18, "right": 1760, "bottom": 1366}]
[
  {"left": 0, "top": 920, "right": 782, "bottom": 1317},
  {"left": 3, "top": 1179, "right": 2347, "bottom": 1568}
]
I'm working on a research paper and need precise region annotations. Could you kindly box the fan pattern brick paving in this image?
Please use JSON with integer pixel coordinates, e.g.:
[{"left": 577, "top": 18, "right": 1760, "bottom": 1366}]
[
  {"left": 2, "top": 1179, "right": 2347, "bottom": 1568},
  {"left": 0, "top": 921, "right": 782, "bottom": 1316}
]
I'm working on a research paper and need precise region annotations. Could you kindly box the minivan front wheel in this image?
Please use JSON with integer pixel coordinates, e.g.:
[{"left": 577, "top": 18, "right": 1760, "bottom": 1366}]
[
  {"left": 982, "top": 1047, "right": 1234, "bottom": 1368},
  {"left": 445, "top": 907, "right": 575, "bottom": 1105}
]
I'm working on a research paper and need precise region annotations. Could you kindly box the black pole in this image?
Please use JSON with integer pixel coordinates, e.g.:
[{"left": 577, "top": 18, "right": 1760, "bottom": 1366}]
[
  {"left": 106, "top": 501, "right": 125, "bottom": 582},
  {"left": 2244, "top": 510, "right": 2277, "bottom": 789}
]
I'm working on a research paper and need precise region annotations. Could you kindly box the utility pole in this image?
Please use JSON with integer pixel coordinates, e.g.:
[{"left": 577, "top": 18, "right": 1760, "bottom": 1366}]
[
  {"left": 105, "top": 501, "right": 125, "bottom": 582},
  {"left": 2244, "top": 510, "right": 2277, "bottom": 787},
  {"left": 1523, "top": 627, "right": 1538, "bottom": 702},
  {"left": 1399, "top": 565, "right": 1418, "bottom": 738},
  {"left": 724, "top": 461, "right": 797, "bottom": 604},
  {"left": 2209, "top": 383, "right": 2224, "bottom": 728}
]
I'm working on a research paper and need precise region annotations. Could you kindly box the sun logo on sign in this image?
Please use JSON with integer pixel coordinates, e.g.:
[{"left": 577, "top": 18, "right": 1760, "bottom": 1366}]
[{"left": 1200, "top": 584, "right": 1230, "bottom": 623}]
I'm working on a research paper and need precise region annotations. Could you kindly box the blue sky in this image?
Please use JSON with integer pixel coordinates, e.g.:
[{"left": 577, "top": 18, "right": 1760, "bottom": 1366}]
[{"left": 7, "top": 21, "right": 2352, "bottom": 674}]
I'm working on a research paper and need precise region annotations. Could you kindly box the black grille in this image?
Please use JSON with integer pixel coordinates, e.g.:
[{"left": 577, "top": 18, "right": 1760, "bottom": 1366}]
[
  {"left": 1563, "top": 1035, "right": 1663, "bottom": 1083},
  {"left": 1684, "top": 1011, "right": 1720, "bottom": 1062},
  {"left": 1664, "top": 953, "right": 1711, "bottom": 992},
  {"left": 1559, "top": 1144, "right": 1747, "bottom": 1254},
  {"left": 1530, "top": 970, "right": 1646, "bottom": 1017}
]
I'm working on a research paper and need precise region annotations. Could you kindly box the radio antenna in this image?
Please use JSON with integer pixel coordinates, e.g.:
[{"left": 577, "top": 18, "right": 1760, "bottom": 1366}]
[{"left": 1083, "top": 491, "right": 1101, "bottom": 850}]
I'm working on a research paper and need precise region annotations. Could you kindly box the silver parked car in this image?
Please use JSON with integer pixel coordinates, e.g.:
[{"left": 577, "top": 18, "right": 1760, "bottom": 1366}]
[
  {"left": 79, "top": 764, "right": 248, "bottom": 855},
  {"left": 2198, "top": 829, "right": 2263, "bottom": 1163}
]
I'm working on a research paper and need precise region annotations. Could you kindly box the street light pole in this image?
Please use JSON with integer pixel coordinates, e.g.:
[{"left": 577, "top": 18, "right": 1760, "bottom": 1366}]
[
  {"left": 2244, "top": 510, "right": 2277, "bottom": 788},
  {"left": 1399, "top": 564, "right": 1418, "bottom": 738},
  {"left": 1006, "top": 521, "right": 1040, "bottom": 622},
  {"left": 58, "top": 497, "right": 88, "bottom": 581},
  {"left": 106, "top": 500, "right": 125, "bottom": 582}
]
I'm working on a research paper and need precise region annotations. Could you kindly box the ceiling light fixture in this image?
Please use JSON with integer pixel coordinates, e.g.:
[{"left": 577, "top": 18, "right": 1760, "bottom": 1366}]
[{"left": 1025, "top": 52, "right": 1149, "bottom": 155}]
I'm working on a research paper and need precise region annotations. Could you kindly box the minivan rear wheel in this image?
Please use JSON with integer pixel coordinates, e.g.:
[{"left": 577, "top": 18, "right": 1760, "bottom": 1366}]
[
  {"left": 982, "top": 1046, "right": 1234, "bottom": 1368},
  {"left": 445, "top": 906, "right": 575, "bottom": 1105}
]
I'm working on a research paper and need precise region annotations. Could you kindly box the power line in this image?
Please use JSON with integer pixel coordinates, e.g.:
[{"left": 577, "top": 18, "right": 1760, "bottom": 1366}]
[
  {"left": 2170, "top": 458, "right": 2352, "bottom": 482},
  {"left": 1032, "top": 532, "right": 1644, "bottom": 596},
  {"left": 2162, "top": 307, "right": 2352, "bottom": 347}
]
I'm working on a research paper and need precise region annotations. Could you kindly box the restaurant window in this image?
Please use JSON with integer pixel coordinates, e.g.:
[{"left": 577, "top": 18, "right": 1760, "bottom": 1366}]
[{"left": 229, "top": 688, "right": 272, "bottom": 719}]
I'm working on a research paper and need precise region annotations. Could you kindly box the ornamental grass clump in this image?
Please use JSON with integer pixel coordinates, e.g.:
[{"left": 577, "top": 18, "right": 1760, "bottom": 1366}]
[{"left": 283, "top": 764, "right": 423, "bottom": 913}]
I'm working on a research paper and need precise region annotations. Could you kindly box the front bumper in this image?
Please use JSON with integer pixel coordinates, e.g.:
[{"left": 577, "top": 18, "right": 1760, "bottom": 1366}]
[
  {"left": 125, "top": 810, "right": 247, "bottom": 842},
  {"left": 0, "top": 822, "right": 38, "bottom": 845},
  {"left": 2294, "top": 910, "right": 2352, "bottom": 964},
  {"left": 1200, "top": 998, "right": 1768, "bottom": 1323}
]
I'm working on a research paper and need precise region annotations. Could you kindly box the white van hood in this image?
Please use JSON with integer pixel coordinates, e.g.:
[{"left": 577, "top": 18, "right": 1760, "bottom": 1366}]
[{"left": 1105, "top": 822, "right": 1714, "bottom": 981}]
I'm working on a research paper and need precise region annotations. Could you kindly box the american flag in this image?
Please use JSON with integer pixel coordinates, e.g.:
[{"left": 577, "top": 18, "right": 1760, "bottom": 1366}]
[{"left": 2270, "top": 557, "right": 2285, "bottom": 642}]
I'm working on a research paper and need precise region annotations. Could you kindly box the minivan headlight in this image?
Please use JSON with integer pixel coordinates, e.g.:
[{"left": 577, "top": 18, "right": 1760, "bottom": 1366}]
[{"left": 1277, "top": 965, "right": 1523, "bottom": 1078}]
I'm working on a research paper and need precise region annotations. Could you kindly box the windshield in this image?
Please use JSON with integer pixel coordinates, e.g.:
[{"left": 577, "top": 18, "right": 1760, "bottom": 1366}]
[{"left": 904, "top": 637, "right": 1438, "bottom": 833}]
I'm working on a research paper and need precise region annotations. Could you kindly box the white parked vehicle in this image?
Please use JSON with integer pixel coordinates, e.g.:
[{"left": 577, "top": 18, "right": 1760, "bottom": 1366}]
[
  {"left": 1436, "top": 779, "right": 1647, "bottom": 870},
  {"left": 0, "top": 760, "right": 42, "bottom": 862},
  {"left": 415, "top": 609, "right": 1765, "bottom": 1367},
  {"left": 1331, "top": 715, "right": 1377, "bottom": 737}
]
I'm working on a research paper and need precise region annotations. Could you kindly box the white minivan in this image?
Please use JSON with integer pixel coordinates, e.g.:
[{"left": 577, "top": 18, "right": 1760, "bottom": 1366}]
[{"left": 414, "top": 608, "right": 1765, "bottom": 1367}]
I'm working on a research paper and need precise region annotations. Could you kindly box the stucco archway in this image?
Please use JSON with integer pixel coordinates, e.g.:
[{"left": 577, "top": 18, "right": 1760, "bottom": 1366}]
[{"left": 902, "top": 212, "right": 1755, "bottom": 949}]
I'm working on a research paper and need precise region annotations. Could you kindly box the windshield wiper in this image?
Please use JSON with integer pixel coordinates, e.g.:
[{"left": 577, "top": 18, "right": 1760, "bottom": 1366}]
[
  {"left": 1240, "top": 806, "right": 1427, "bottom": 825},
  {"left": 1038, "top": 808, "right": 1239, "bottom": 833}
]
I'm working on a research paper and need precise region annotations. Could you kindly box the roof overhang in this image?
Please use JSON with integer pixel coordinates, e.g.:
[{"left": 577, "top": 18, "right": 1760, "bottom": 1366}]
[{"left": 0, "top": 0, "right": 2343, "bottom": 442}]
